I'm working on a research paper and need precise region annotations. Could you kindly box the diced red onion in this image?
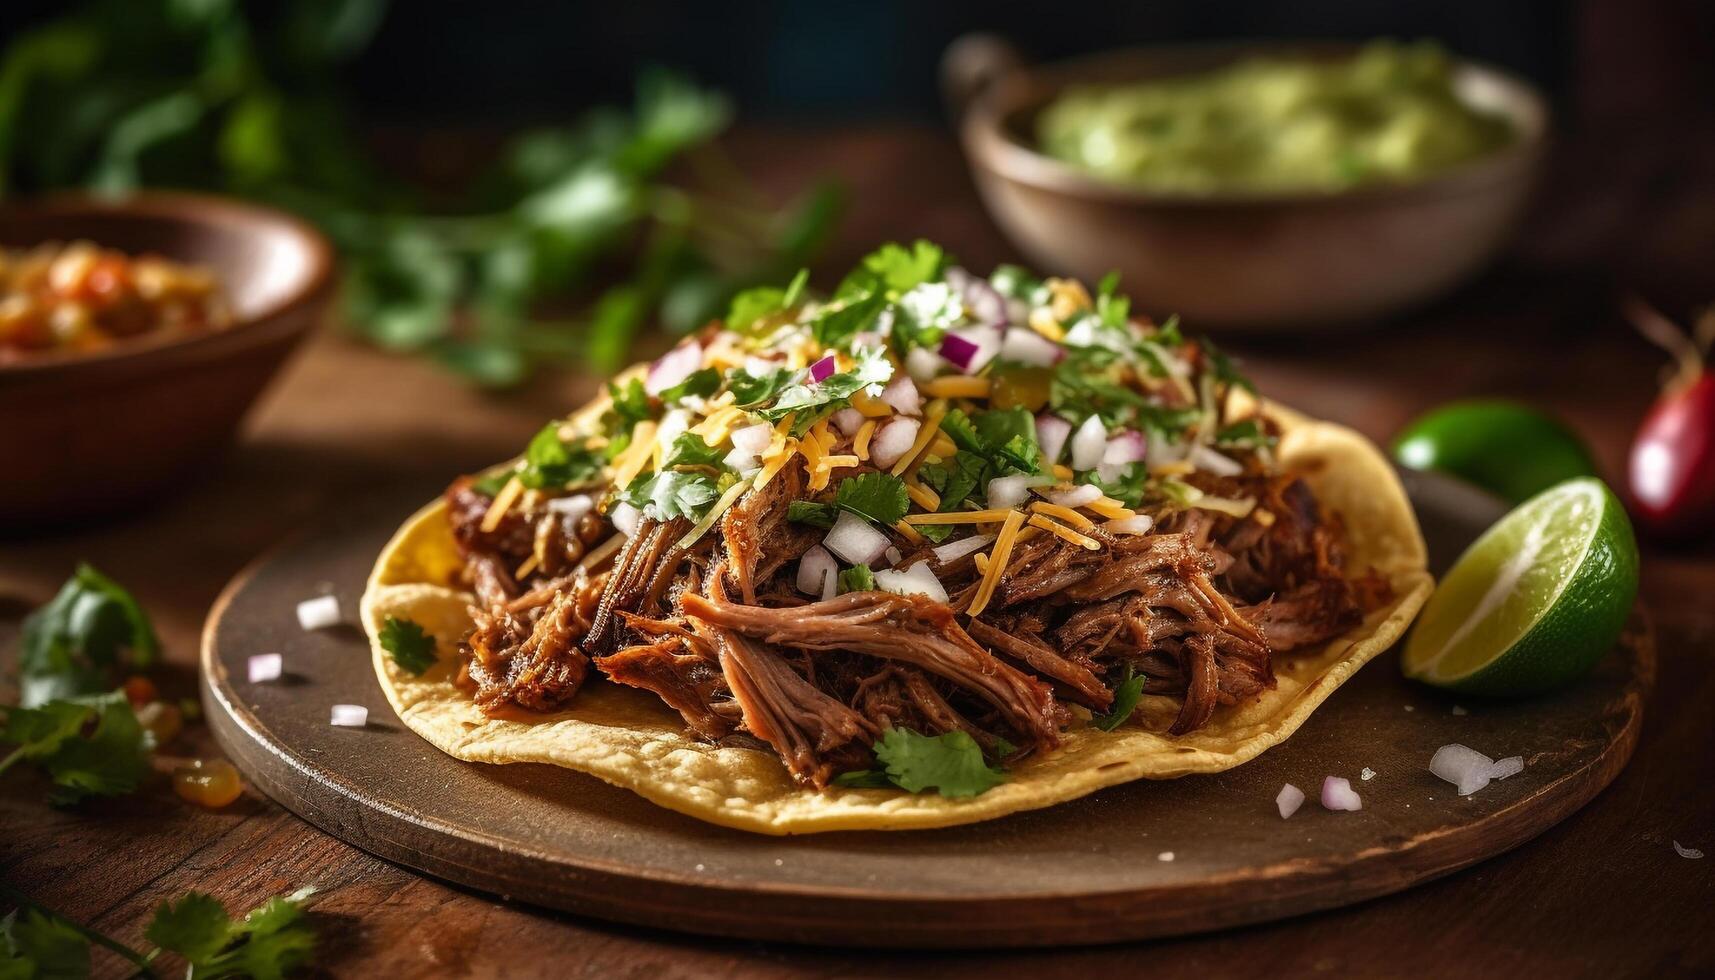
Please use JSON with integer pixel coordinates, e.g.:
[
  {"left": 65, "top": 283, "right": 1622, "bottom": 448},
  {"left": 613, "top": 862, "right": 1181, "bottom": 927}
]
[
  {"left": 646, "top": 340, "right": 704, "bottom": 395},
  {"left": 1070, "top": 415, "right": 1108, "bottom": 471},
  {"left": 1489, "top": 756, "right": 1525, "bottom": 780},
  {"left": 546, "top": 494, "right": 594, "bottom": 520},
  {"left": 1105, "top": 515, "right": 1156, "bottom": 535},
  {"left": 807, "top": 354, "right": 837, "bottom": 383},
  {"left": 730, "top": 422, "right": 773, "bottom": 455},
  {"left": 999, "top": 328, "right": 1062, "bottom": 367},
  {"left": 1192, "top": 445, "right": 1243, "bottom": 477},
  {"left": 723, "top": 446, "right": 761, "bottom": 475},
  {"left": 1103, "top": 430, "right": 1147, "bottom": 465},
  {"left": 831, "top": 407, "right": 866, "bottom": 436},
  {"left": 874, "top": 563, "right": 950, "bottom": 604},
  {"left": 1430, "top": 743, "right": 1495, "bottom": 796},
  {"left": 1036, "top": 415, "right": 1072, "bottom": 466},
  {"left": 1321, "top": 775, "right": 1362, "bottom": 811},
  {"left": 941, "top": 327, "right": 1001, "bottom": 374},
  {"left": 610, "top": 501, "right": 642, "bottom": 538},
  {"left": 987, "top": 474, "right": 1052, "bottom": 510},
  {"left": 869, "top": 417, "right": 921, "bottom": 470},
  {"left": 296, "top": 595, "right": 341, "bottom": 631},
  {"left": 881, "top": 375, "right": 923, "bottom": 416},
  {"left": 1276, "top": 783, "right": 1305, "bottom": 818},
  {"left": 932, "top": 533, "right": 994, "bottom": 564},
  {"left": 248, "top": 653, "right": 283, "bottom": 683},
  {"left": 825, "top": 510, "right": 890, "bottom": 565},
  {"left": 329, "top": 704, "right": 369, "bottom": 727},
  {"left": 796, "top": 545, "right": 837, "bottom": 597},
  {"left": 1043, "top": 483, "right": 1101, "bottom": 508},
  {"left": 906, "top": 345, "right": 945, "bottom": 383}
]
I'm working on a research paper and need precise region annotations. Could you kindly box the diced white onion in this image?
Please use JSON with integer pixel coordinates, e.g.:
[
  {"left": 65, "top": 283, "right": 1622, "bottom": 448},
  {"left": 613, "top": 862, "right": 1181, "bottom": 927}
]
[
  {"left": 932, "top": 533, "right": 994, "bottom": 564},
  {"left": 730, "top": 422, "right": 773, "bottom": 455},
  {"left": 1276, "top": 783, "right": 1305, "bottom": 818},
  {"left": 1360, "top": 766, "right": 1377, "bottom": 781},
  {"left": 646, "top": 340, "right": 703, "bottom": 395},
  {"left": 1035, "top": 415, "right": 1071, "bottom": 466},
  {"left": 743, "top": 355, "right": 778, "bottom": 377},
  {"left": 655, "top": 408, "right": 691, "bottom": 451},
  {"left": 831, "top": 407, "right": 866, "bottom": 436},
  {"left": 1103, "top": 430, "right": 1147, "bottom": 465},
  {"left": 824, "top": 510, "right": 889, "bottom": 565},
  {"left": 1430, "top": 743, "right": 1496, "bottom": 796},
  {"left": 296, "top": 595, "right": 341, "bottom": 631},
  {"left": 881, "top": 375, "right": 923, "bottom": 416},
  {"left": 906, "top": 345, "right": 944, "bottom": 383},
  {"left": 1489, "top": 756, "right": 1525, "bottom": 780},
  {"left": 1043, "top": 484, "right": 1101, "bottom": 508},
  {"left": 999, "top": 328, "right": 1062, "bottom": 367},
  {"left": 796, "top": 545, "right": 838, "bottom": 597},
  {"left": 1192, "top": 445, "right": 1244, "bottom": 477},
  {"left": 1070, "top": 415, "right": 1108, "bottom": 471},
  {"left": 610, "top": 501, "right": 642, "bottom": 538},
  {"left": 722, "top": 446, "right": 761, "bottom": 475},
  {"left": 987, "top": 474, "right": 1052, "bottom": 510},
  {"left": 546, "top": 494, "right": 594, "bottom": 520},
  {"left": 1105, "top": 515, "right": 1155, "bottom": 535},
  {"left": 1321, "top": 775, "right": 1362, "bottom": 811},
  {"left": 248, "top": 653, "right": 283, "bottom": 684},
  {"left": 869, "top": 417, "right": 921, "bottom": 470},
  {"left": 873, "top": 563, "right": 950, "bottom": 604},
  {"left": 329, "top": 704, "right": 369, "bottom": 727},
  {"left": 882, "top": 546, "right": 903, "bottom": 567}
]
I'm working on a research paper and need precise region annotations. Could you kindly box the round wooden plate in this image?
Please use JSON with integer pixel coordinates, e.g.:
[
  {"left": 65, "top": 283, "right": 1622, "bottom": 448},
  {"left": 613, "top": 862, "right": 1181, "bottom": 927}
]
[{"left": 201, "top": 471, "right": 1652, "bottom": 947}]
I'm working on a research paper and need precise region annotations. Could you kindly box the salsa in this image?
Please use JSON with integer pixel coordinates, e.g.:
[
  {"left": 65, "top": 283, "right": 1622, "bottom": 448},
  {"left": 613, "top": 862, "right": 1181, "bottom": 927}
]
[
  {"left": 0, "top": 240, "right": 231, "bottom": 363},
  {"left": 1037, "top": 41, "right": 1514, "bottom": 194}
]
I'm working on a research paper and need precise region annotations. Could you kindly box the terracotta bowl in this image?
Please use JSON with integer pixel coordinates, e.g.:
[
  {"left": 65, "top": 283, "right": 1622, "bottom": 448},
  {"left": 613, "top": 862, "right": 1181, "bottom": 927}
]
[
  {"left": 945, "top": 36, "right": 1549, "bottom": 330},
  {"left": 0, "top": 192, "right": 335, "bottom": 528}
]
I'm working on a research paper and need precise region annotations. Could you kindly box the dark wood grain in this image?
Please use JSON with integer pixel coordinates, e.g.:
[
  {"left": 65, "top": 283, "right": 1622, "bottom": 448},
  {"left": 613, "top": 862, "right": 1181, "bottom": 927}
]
[
  {"left": 5, "top": 10, "right": 1715, "bottom": 968},
  {"left": 195, "top": 473, "right": 1650, "bottom": 948}
]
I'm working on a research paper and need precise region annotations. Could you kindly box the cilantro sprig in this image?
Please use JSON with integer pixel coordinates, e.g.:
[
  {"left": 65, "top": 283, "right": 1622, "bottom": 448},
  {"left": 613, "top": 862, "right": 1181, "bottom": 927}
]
[
  {"left": 616, "top": 470, "right": 721, "bottom": 522},
  {"left": 0, "top": 692, "right": 149, "bottom": 806},
  {"left": 20, "top": 565, "right": 158, "bottom": 708},
  {"left": 756, "top": 346, "right": 894, "bottom": 423},
  {"left": 1090, "top": 666, "right": 1146, "bottom": 732},
  {"left": 378, "top": 617, "right": 437, "bottom": 676},
  {"left": 834, "top": 729, "right": 1006, "bottom": 797},
  {"left": 785, "top": 472, "right": 910, "bottom": 528},
  {"left": 515, "top": 424, "right": 605, "bottom": 491}
]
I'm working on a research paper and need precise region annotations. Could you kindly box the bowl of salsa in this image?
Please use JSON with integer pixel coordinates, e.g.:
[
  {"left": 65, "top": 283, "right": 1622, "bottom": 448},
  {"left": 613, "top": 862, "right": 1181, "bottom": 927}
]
[{"left": 947, "top": 38, "right": 1548, "bottom": 329}]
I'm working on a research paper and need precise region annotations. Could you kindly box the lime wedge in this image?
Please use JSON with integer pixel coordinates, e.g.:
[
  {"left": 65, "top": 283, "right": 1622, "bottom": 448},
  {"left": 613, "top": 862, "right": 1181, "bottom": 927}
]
[
  {"left": 1403, "top": 477, "right": 1638, "bottom": 696},
  {"left": 1393, "top": 401, "right": 1596, "bottom": 504}
]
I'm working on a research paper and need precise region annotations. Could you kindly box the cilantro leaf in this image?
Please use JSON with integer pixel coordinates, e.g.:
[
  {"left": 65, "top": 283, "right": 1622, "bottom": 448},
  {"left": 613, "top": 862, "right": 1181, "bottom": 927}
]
[
  {"left": 145, "top": 893, "right": 233, "bottom": 965},
  {"left": 872, "top": 728, "right": 1005, "bottom": 797},
  {"left": 916, "top": 451, "right": 988, "bottom": 512},
  {"left": 838, "top": 564, "right": 876, "bottom": 594},
  {"left": 786, "top": 500, "right": 836, "bottom": 528},
  {"left": 810, "top": 288, "right": 885, "bottom": 349},
  {"left": 860, "top": 240, "right": 944, "bottom": 293},
  {"left": 1091, "top": 666, "right": 1145, "bottom": 732},
  {"left": 972, "top": 407, "right": 1042, "bottom": 475},
  {"left": 727, "top": 364, "right": 794, "bottom": 407},
  {"left": 146, "top": 887, "right": 317, "bottom": 980},
  {"left": 755, "top": 346, "right": 893, "bottom": 421},
  {"left": 517, "top": 423, "right": 604, "bottom": 490},
  {"left": 831, "top": 769, "right": 893, "bottom": 789},
  {"left": 1, "top": 692, "right": 150, "bottom": 806},
  {"left": 1, "top": 908, "right": 89, "bottom": 979},
  {"left": 20, "top": 565, "right": 159, "bottom": 707},
  {"left": 378, "top": 617, "right": 437, "bottom": 676},
  {"left": 656, "top": 367, "right": 721, "bottom": 405},
  {"left": 617, "top": 470, "right": 720, "bottom": 522},
  {"left": 1203, "top": 337, "right": 1256, "bottom": 394},
  {"left": 939, "top": 409, "right": 982, "bottom": 453},
  {"left": 1216, "top": 418, "right": 1275, "bottom": 450},
  {"left": 608, "top": 377, "right": 655, "bottom": 429},
  {"left": 890, "top": 281, "right": 960, "bottom": 352},
  {"left": 1080, "top": 462, "right": 1149, "bottom": 509},
  {"left": 661, "top": 432, "right": 724, "bottom": 469},
  {"left": 832, "top": 472, "right": 909, "bottom": 526},
  {"left": 726, "top": 268, "right": 808, "bottom": 334}
]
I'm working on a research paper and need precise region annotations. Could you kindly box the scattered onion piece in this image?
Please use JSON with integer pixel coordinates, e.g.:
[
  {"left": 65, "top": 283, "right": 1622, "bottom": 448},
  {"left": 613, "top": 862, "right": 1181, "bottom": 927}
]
[
  {"left": 329, "top": 704, "right": 369, "bottom": 727},
  {"left": 296, "top": 595, "right": 341, "bottom": 631},
  {"left": 807, "top": 355, "right": 837, "bottom": 383},
  {"left": 610, "top": 501, "right": 642, "bottom": 538},
  {"left": 1321, "top": 775, "right": 1362, "bottom": 811},
  {"left": 999, "top": 328, "right": 1062, "bottom": 367},
  {"left": 881, "top": 375, "right": 923, "bottom": 416},
  {"left": 1276, "top": 783, "right": 1305, "bottom": 818},
  {"left": 646, "top": 340, "right": 703, "bottom": 395},
  {"left": 1192, "top": 445, "right": 1243, "bottom": 477},
  {"left": 932, "top": 533, "right": 994, "bottom": 564},
  {"left": 906, "top": 345, "right": 944, "bottom": 383},
  {"left": 1103, "top": 430, "right": 1147, "bottom": 465},
  {"left": 1430, "top": 743, "right": 1496, "bottom": 796},
  {"left": 1070, "top": 415, "right": 1107, "bottom": 471},
  {"left": 546, "top": 494, "right": 594, "bottom": 520},
  {"left": 987, "top": 475, "right": 1053, "bottom": 510},
  {"left": 730, "top": 422, "right": 773, "bottom": 455},
  {"left": 797, "top": 545, "right": 837, "bottom": 597},
  {"left": 1105, "top": 515, "right": 1155, "bottom": 535},
  {"left": 869, "top": 417, "right": 921, "bottom": 470},
  {"left": 1035, "top": 415, "right": 1072, "bottom": 466},
  {"left": 825, "top": 511, "right": 890, "bottom": 565},
  {"left": 831, "top": 407, "right": 866, "bottom": 436},
  {"left": 874, "top": 563, "right": 950, "bottom": 604},
  {"left": 248, "top": 653, "right": 283, "bottom": 684},
  {"left": 1488, "top": 755, "right": 1525, "bottom": 780},
  {"left": 1042, "top": 483, "right": 1100, "bottom": 508}
]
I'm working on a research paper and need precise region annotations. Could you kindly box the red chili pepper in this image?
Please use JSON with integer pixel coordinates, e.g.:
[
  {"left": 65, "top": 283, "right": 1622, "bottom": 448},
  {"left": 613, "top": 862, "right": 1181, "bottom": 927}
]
[{"left": 1625, "top": 298, "right": 1715, "bottom": 535}]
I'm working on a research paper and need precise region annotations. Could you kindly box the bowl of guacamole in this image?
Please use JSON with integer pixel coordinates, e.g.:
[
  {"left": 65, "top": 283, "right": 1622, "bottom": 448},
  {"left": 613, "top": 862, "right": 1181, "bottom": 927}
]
[{"left": 949, "top": 37, "right": 1548, "bottom": 328}]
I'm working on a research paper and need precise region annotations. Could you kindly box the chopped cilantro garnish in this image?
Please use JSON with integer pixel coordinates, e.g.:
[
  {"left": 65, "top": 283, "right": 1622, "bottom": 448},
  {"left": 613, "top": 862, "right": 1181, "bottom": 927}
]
[
  {"left": 1091, "top": 666, "right": 1145, "bottom": 732},
  {"left": 661, "top": 432, "right": 724, "bottom": 469},
  {"left": 19, "top": 565, "right": 159, "bottom": 708},
  {"left": 378, "top": 617, "right": 437, "bottom": 676},
  {"left": 842, "top": 728, "right": 1006, "bottom": 797},
  {"left": 726, "top": 268, "right": 809, "bottom": 334},
  {"left": 859, "top": 240, "right": 945, "bottom": 293},
  {"left": 144, "top": 887, "right": 317, "bottom": 979},
  {"left": 1203, "top": 337, "right": 1256, "bottom": 393},
  {"left": 0, "top": 906, "right": 89, "bottom": 976},
  {"left": 786, "top": 500, "right": 836, "bottom": 527},
  {"left": 1094, "top": 269, "right": 1130, "bottom": 328},
  {"left": 727, "top": 364, "right": 794, "bottom": 407},
  {"left": 517, "top": 423, "right": 604, "bottom": 490},
  {"left": 0, "top": 691, "right": 149, "bottom": 805},
  {"left": 607, "top": 377, "right": 654, "bottom": 429},
  {"left": 1080, "top": 461, "right": 1149, "bottom": 509},
  {"left": 916, "top": 450, "right": 988, "bottom": 512},
  {"left": 835, "top": 472, "right": 910, "bottom": 525},
  {"left": 656, "top": 367, "right": 721, "bottom": 404},
  {"left": 617, "top": 470, "right": 721, "bottom": 522},
  {"left": 756, "top": 346, "right": 893, "bottom": 421},
  {"left": 810, "top": 289, "right": 885, "bottom": 349},
  {"left": 1216, "top": 418, "right": 1275, "bottom": 450},
  {"left": 890, "top": 281, "right": 961, "bottom": 352},
  {"left": 838, "top": 564, "right": 876, "bottom": 593}
]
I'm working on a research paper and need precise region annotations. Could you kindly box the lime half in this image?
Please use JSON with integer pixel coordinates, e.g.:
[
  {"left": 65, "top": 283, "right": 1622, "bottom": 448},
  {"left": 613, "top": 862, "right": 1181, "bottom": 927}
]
[
  {"left": 1403, "top": 477, "right": 1638, "bottom": 696},
  {"left": 1393, "top": 401, "right": 1596, "bottom": 504}
]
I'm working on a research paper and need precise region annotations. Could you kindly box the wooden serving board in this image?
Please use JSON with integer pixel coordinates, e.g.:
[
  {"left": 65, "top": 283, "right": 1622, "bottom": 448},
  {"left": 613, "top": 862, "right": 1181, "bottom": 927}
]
[{"left": 201, "top": 471, "right": 1652, "bottom": 948}]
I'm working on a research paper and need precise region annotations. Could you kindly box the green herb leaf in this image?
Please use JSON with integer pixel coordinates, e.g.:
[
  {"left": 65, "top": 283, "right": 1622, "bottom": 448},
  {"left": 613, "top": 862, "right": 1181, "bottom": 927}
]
[
  {"left": 517, "top": 424, "right": 604, "bottom": 491},
  {"left": 1, "top": 692, "right": 149, "bottom": 806},
  {"left": 661, "top": 432, "right": 724, "bottom": 469},
  {"left": 831, "top": 769, "right": 893, "bottom": 789},
  {"left": 832, "top": 472, "right": 910, "bottom": 526},
  {"left": 916, "top": 451, "right": 988, "bottom": 512},
  {"left": 838, "top": 564, "right": 876, "bottom": 594},
  {"left": 617, "top": 470, "right": 720, "bottom": 522},
  {"left": 756, "top": 346, "right": 893, "bottom": 421},
  {"left": 810, "top": 288, "right": 886, "bottom": 349},
  {"left": 1080, "top": 462, "right": 1150, "bottom": 509},
  {"left": 1216, "top": 418, "right": 1276, "bottom": 450},
  {"left": 1091, "top": 666, "right": 1146, "bottom": 732},
  {"left": 860, "top": 240, "right": 945, "bottom": 293},
  {"left": 146, "top": 887, "right": 317, "bottom": 980},
  {"left": 989, "top": 264, "right": 1040, "bottom": 301},
  {"left": 786, "top": 500, "right": 836, "bottom": 528},
  {"left": 0, "top": 907, "right": 90, "bottom": 978},
  {"left": 871, "top": 728, "right": 1005, "bottom": 797},
  {"left": 19, "top": 565, "right": 159, "bottom": 708},
  {"left": 728, "top": 364, "right": 794, "bottom": 407},
  {"left": 1203, "top": 337, "right": 1256, "bottom": 393},
  {"left": 145, "top": 893, "right": 233, "bottom": 965},
  {"left": 726, "top": 268, "right": 809, "bottom": 334},
  {"left": 890, "top": 281, "right": 961, "bottom": 352},
  {"left": 656, "top": 367, "right": 721, "bottom": 405},
  {"left": 378, "top": 617, "right": 437, "bottom": 676}
]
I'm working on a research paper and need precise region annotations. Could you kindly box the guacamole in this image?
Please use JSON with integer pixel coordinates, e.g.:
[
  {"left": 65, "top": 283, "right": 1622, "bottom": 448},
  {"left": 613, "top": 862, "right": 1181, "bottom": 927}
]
[{"left": 1036, "top": 41, "right": 1514, "bottom": 194}]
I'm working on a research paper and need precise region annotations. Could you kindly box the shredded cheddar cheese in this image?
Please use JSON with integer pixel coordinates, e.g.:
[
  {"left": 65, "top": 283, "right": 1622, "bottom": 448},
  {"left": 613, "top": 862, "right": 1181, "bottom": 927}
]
[
  {"left": 890, "top": 402, "right": 948, "bottom": 476},
  {"left": 1252, "top": 507, "right": 1277, "bottom": 528},
  {"left": 922, "top": 376, "right": 991, "bottom": 400},
  {"left": 1029, "top": 501, "right": 1095, "bottom": 529},
  {"left": 968, "top": 509, "right": 1026, "bottom": 617},
  {"left": 1150, "top": 460, "right": 1196, "bottom": 477},
  {"left": 904, "top": 507, "right": 1015, "bottom": 525},
  {"left": 904, "top": 479, "right": 940, "bottom": 511},
  {"left": 853, "top": 419, "right": 877, "bottom": 460},
  {"left": 479, "top": 476, "right": 524, "bottom": 533},
  {"left": 577, "top": 533, "right": 625, "bottom": 572},
  {"left": 892, "top": 519, "right": 925, "bottom": 544},
  {"left": 514, "top": 554, "right": 540, "bottom": 579},
  {"left": 1028, "top": 513, "right": 1101, "bottom": 550},
  {"left": 1029, "top": 308, "right": 1067, "bottom": 342},
  {"left": 609, "top": 420, "right": 658, "bottom": 491},
  {"left": 850, "top": 387, "right": 892, "bottom": 418},
  {"left": 973, "top": 552, "right": 990, "bottom": 576}
]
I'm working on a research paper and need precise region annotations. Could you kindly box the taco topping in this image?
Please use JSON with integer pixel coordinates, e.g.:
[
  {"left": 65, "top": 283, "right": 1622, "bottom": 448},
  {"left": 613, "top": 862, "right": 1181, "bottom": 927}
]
[{"left": 438, "top": 242, "right": 1390, "bottom": 793}]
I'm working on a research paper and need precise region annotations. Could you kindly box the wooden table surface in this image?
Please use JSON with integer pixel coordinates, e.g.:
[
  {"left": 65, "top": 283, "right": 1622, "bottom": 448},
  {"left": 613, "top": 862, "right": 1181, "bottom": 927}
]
[{"left": 3, "top": 116, "right": 1714, "bottom": 977}]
